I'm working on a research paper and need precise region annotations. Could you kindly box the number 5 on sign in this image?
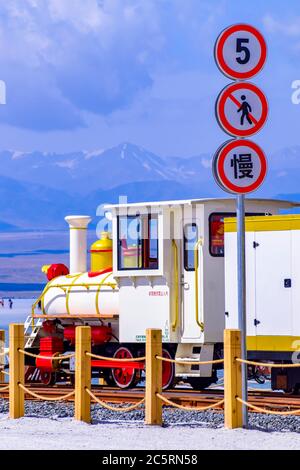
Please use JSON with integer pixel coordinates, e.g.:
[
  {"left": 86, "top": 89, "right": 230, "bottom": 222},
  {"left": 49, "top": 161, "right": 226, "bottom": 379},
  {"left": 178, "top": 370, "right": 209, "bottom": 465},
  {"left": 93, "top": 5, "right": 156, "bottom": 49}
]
[
  {"left": 236, "top": 38, "right": 250, "bottom": 65},
  {"left": 214, "top": 24, "right": 267, "bottom": 80}
]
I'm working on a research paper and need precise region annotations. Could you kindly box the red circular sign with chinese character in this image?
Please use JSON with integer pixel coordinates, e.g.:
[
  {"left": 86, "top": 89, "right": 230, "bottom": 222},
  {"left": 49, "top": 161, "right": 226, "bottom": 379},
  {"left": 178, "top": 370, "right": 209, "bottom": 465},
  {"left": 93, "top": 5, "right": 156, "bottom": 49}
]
[
  {"left": 216, "top": 82, "right": 268, "bottom": 137},
  {"left": 214, "top": 24, "right": 267, "bottom": 80},
  {"left": 213, "top": 139, "right": 267, "bottom": 194}
]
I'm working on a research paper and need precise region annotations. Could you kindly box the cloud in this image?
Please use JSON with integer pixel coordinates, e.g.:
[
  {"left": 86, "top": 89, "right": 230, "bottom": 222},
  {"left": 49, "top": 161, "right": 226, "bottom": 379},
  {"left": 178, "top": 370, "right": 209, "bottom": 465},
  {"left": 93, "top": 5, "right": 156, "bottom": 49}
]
[
  {"left": 0, "top": 0, "right": 223, "bottom": 131},
  {"left": 0, "top": 0, "right": 223, "bottom": 132},
  {"left": 0, "top": 0, "right": 163, "bottom": 130},
  {"left": 263, "top": 14, "right": 300, "bottom": 37},
  {"left": 1, "top": 65, "right": 85, "bottom": 131},
  {"left": 48, "top": 0, "right": 108, "bottom": 34}
]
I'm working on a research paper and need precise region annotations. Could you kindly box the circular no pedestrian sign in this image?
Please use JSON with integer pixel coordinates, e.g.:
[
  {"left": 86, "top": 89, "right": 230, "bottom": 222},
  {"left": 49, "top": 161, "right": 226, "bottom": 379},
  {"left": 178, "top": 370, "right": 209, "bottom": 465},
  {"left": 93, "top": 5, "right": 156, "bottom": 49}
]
[
  {"left": 215, "top": 82, "right": 268, "bottom": 137},
  {"left": 213, "top": 139, "right": 267, "bottom": 194},
  {"left": 214, "top": 24, "right": 267, "bottom": 80}
]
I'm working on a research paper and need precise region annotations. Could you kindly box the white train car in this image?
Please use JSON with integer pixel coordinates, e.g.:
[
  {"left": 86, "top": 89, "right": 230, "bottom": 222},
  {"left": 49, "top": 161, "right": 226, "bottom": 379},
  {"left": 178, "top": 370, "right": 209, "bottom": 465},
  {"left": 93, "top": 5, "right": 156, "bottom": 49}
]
[
  {"left": 224, "top": 212, "right": 300, "bottom": 391},
  {"left": 28, "top": 198, "right": 296, "bottom": 389}
]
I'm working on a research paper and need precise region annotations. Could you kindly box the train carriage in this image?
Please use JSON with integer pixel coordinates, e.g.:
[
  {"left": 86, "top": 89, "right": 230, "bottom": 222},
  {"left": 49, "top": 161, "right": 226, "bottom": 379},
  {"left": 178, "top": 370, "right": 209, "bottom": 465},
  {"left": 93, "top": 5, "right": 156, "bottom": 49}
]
[
  {"left": 25, "top": 198, "right": 298, "bottom": 389},
  {"left": 225, "top": 212, "right": 300, "bottom": 392}
]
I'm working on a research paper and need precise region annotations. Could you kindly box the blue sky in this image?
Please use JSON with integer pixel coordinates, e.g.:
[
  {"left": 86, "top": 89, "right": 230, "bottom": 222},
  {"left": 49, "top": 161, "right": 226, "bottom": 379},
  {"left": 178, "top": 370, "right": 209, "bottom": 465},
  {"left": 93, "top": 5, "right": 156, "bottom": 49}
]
[{"left": 0, "top": 0, "right": 300, "bottom": 157}]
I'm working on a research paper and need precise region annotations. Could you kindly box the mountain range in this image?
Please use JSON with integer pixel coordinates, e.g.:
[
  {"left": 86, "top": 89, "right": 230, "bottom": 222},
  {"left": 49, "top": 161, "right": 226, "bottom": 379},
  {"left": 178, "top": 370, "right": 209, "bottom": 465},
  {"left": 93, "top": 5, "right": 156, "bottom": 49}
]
[{"left": 0, "top": 142, "right": 299, "bottom": 229}]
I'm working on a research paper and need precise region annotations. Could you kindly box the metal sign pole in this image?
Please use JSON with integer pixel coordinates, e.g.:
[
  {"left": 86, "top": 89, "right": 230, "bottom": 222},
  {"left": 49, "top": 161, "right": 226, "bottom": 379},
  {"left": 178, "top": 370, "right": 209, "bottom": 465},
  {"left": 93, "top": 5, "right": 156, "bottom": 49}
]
[
  {"left": 214, "top": 23, "right": 267, "bottom": 429},
  {"left": 237, "top": 193, "right": 248, "bottom": 428}
]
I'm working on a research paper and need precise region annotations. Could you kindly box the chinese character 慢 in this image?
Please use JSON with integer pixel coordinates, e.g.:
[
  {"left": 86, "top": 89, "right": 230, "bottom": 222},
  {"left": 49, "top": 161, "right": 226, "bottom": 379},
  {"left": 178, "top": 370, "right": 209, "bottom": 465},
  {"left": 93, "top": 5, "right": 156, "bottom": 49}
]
[{"left": 231, "top": 153, "right": 254, "bottom": 179}]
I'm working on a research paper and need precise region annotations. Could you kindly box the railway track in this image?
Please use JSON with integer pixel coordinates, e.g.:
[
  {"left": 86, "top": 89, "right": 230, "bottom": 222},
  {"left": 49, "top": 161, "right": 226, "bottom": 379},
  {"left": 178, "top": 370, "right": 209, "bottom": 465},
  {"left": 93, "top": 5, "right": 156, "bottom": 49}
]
[{"left": 1, "top": 383, "right": 300, "bottom": 412}]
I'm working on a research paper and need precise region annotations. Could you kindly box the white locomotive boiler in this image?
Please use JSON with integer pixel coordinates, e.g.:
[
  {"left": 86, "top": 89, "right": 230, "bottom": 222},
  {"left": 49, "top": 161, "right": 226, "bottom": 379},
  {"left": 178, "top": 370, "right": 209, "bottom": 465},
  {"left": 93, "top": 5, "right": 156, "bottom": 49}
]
[{"left": 25, "top": 197, "right": 297, "bottom": 389}]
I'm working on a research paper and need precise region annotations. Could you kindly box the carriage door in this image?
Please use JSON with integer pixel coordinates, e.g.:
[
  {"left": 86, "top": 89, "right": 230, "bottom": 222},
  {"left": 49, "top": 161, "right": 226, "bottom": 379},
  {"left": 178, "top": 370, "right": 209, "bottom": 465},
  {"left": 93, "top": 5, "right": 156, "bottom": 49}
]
[
  {"left": 181, "top": 220, "right": 202, "bottom": 340},
  {"left": 254, "top": 230, "right": 292, "bottom": 338}
]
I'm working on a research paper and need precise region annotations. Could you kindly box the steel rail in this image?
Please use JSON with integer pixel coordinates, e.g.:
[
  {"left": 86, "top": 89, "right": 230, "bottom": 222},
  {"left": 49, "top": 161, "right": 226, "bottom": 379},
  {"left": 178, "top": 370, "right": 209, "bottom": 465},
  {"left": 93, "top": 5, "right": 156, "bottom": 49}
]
[{"left": 1, "top": 384, "right": 300, "bottom": 413}]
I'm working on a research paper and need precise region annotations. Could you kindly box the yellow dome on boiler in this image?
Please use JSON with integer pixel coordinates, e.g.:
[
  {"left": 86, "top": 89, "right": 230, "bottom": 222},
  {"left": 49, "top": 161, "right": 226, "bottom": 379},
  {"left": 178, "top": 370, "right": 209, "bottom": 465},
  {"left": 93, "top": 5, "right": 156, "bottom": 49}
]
[{"left": 90, "top": 232, "right": 113, "bottom": 272}]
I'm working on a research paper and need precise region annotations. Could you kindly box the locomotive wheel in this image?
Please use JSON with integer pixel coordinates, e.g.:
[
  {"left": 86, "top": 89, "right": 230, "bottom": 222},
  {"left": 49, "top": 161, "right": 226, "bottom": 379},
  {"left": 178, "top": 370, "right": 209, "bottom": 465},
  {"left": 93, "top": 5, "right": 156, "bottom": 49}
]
[
  {"left": 162, "top": 349, "right": 175, "bottom": 390},
  {"left": 111, "top": 347, "right": 138, "bottom": 389},
  {"left": 103, "top": 371, "right": 117, "bottom": 387},
  {"left": 40, "top": 371, "right": 57, "bottom": 386}
]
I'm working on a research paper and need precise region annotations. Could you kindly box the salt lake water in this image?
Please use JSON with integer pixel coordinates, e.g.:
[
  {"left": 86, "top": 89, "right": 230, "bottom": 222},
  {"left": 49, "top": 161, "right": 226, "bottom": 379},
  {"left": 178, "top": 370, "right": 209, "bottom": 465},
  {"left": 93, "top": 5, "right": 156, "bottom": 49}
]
[{"left": 0, "top": 298, "right": 34, "bottom": 344}]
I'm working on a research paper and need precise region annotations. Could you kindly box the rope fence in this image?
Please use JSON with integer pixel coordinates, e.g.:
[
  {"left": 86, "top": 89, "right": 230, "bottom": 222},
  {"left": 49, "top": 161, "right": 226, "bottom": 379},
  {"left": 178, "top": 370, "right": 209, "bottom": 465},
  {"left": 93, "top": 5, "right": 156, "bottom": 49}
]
[
  {"left": 19, "top": 383, "right": 75, "bottom": 402},
  {"left": 153, "top": 352, "right": 224, "bottom": 414},
  {"left": 5, "top": 324, "right": 300, "bottom": 428},
  {"left": 233, "top": 356, "right": 300, "bottom": 419},
  {"left": 85, "top": 387, "right": 145, "bottom": 412},
  {"left": 236, "top": 358, "right": 300, "bottom": 368},
  {"left": 156, "top": 393, "right": 224, "bottom": 412},
  {"left": 236, "top": 397, "right": 300, "bottom": 416},
  {"left": 18, "top": 349, "right": 75, "bottom": 361},
  {"left": 224, "top": 329, "right": 300, "bottom": 429}
]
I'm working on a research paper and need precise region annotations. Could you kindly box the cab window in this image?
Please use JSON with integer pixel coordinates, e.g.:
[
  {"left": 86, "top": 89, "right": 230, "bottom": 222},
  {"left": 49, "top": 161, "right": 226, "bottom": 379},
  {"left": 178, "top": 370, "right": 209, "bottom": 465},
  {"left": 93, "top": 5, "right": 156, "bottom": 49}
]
[
  {"left": 184, "top": 223, "right": 198, "bottom": 271},
  {"left": 117, "top": 214, "right": 159, "bottom": 270}
]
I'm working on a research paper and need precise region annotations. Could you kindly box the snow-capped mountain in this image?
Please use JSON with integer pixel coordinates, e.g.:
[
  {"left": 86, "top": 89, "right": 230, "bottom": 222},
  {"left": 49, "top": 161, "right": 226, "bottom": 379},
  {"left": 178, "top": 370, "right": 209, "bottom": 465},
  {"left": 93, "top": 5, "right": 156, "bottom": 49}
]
[
  {"left": 0, "top": 142, "right": 300, "bottom": 229},
  {"left": 0, "top": 143, "right": 212, "bottom": 194}
]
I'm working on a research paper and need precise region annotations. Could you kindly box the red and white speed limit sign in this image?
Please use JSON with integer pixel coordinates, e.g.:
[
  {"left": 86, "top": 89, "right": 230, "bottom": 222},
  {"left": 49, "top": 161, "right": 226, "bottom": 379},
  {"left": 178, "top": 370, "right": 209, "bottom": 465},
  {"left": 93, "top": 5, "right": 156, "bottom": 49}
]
[
  {"left": 215, "top": 82, "right": 268, "bottom": 137},
  {"left": 213, "top": 139, "right": 267, "bottom": 194},
  {"left": 214, "top": 24, "right": 267, "bottom": 80}
]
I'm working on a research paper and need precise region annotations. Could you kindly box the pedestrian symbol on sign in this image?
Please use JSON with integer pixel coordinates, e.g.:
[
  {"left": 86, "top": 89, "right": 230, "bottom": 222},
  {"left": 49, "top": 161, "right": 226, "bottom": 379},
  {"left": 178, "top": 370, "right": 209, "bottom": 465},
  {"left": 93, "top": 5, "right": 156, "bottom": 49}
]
[
  {"left": 215, "top": 82, "right": 268, "bottom": 137},
  {"left": 231, "top": 153, "right": 254, "bottom": 179},
  {"left": 237, "top": 96, "right": 252, "bottom": 126}
]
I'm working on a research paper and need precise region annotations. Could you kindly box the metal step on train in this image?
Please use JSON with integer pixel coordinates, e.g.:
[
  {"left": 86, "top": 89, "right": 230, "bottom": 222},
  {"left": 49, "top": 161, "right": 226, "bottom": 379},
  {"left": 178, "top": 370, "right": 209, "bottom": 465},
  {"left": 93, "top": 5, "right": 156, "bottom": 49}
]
[{"left": 24, "top": 315, "right": 43, "bottom": 349}]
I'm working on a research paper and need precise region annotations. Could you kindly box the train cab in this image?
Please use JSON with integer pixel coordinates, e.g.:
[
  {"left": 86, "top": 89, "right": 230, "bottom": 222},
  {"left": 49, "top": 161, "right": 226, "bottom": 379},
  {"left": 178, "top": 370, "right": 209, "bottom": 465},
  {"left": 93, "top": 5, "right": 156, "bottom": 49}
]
[{"left": 103, "top": 198, "right": 290, "bottom": 386}]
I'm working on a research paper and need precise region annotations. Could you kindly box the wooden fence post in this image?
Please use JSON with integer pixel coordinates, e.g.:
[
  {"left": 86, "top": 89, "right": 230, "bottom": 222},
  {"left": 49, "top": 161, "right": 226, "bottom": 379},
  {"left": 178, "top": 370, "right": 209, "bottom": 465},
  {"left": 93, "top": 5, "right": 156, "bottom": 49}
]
[
  {"left": 224, "top": 329, "right": 243, "bottom": 429},
  {"left": 0, "top": 330, "right": 5, "bottom": 383},
  {"left": 75, "top": 326, "right": 91, "bottom": 423},
  {"left": 9, "top": 324, "right": 24, "bottom": 419},
  {"left": 145, "top": 328, "right": 162, "bottom": 425}
]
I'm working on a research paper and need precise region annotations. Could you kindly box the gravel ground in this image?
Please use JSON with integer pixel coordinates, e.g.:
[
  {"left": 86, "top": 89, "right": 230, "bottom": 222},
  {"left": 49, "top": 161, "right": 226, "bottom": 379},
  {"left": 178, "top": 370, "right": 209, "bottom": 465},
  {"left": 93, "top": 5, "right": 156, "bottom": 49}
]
[
  {"left": 1, "top": 399, "right": 300, "bottom": 449},
  {"left": 1, "top": 398, "right": 300, "bottom": 434},
  {"left": 1, "top": 413, "right": 300, "bottom": 450}
]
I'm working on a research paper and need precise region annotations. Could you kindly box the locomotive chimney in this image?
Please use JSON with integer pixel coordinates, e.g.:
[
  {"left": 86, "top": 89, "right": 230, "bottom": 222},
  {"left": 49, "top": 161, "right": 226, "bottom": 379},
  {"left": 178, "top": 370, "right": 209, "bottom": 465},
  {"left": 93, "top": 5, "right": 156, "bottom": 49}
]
[{"left": 65, "top": 215, "right": 92, "bottom": 273}]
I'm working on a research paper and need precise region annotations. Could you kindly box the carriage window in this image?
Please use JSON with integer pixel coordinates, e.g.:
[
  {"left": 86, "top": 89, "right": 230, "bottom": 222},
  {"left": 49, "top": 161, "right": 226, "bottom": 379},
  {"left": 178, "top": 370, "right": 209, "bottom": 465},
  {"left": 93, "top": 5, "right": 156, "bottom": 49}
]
[
  {"left": 184, "top": 224, "right": 198, "bottom": 271},
  {"left": 209, "top": 212, "right": 265, "bottom": 257},
  {"left": 148, "top": 217, "right": 159, "bottom": 268},
  {"left": 209, "top": 213, "right": 234, "bottom": 257},
  {"left": 118, "top": 214, "right": 159, "bottom": 270}
]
